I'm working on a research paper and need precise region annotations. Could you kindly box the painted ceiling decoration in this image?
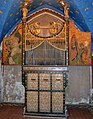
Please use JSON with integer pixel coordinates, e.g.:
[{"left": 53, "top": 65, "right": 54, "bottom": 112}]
[{"left": 0, "top": 0, "right": 93, "bottom": 51}]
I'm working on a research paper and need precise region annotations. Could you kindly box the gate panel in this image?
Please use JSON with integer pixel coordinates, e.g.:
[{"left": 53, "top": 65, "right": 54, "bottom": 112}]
[
  {"left": 27, "top": 91, "right": 38, "bottom": 112},
  {"left": 40, "top": 73, "right": 50, "bottom": 90},
  {"left": 52, "top": 74, "right": 63, "bottom": 90},
  {"left": 40, "top": 92, "right": 50, "bottom": 112},
  {"left": 52, "top": 92, "right": 63, "bottom": 113},
  {"left": 27, "top": 73, "right": 38, "bottom": 90}
]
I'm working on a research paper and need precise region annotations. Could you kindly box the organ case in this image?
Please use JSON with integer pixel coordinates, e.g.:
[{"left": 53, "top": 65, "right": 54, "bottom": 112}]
[{"left": 22, "top": 6, "right": 69, "bottom": 118}]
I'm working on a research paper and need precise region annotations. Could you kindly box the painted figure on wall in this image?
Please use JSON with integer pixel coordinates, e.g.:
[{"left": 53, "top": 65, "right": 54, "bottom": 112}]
[
  {"left": 69, "top": 21, "right": 91, "bottom": 65},
  {"left": 70, "top": 34, "right": 91, "bottom": 65},
  {"left": 4, "top": 35, "right": 21, "bottom": 64},
  {"left": 2, "top": 24, "right": 22, "bottom": 65}
]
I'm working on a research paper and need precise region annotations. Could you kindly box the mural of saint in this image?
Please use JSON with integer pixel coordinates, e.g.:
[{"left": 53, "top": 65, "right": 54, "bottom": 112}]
[
  {"left": 70, "top": 34, "right": 90, "bottom": 65},
  {"left": 69, "top": 21, "right": 91, "bottom": 65},
  {"left": 2, "top": 24, "right": 22, "bottom": 65},
  {"left": 5, "top": 35, "right": 21, "bottom": 64}
]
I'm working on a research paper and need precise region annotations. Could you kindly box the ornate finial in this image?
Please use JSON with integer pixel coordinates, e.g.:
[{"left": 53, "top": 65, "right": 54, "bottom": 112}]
[
  {"left": 22, "top": 7, "right": 28, "bottom": 18},
  {"left": 56, "top": 0, "right": 66, "bottom": 6},
  {"left": 56, "top": 0, "right": 69, "bottom": 19},
  {"left": 21, "top": 0, "right": 32, "bottom": 8},
  {"left": 64, "top": 3, "right": 69, "bottom": 18},
  {"left": 21, "top": 0, "right": 33, "bottom": 18}
]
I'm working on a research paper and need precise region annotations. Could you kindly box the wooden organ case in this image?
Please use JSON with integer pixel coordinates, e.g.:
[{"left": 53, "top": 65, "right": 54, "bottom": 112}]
[{"left": 22, "top": 1, "right": 69, "bottom": 118}]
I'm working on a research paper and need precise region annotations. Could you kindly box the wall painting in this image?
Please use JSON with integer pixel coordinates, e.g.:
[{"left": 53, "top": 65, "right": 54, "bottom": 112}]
[
  {"left": 2, "top": 24, "right": 22, "bottom": 65},
  {"left": 69, "top": 21, "right": 92, "bottom": 65}
]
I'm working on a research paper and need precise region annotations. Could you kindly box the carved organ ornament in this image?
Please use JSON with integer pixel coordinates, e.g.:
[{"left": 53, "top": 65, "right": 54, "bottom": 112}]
[
  {"left": 27, "top": 20, "right": 65, "bottom": 38},
  {"left": 25, "top": 19, "right": 66, "bottom": 51}
]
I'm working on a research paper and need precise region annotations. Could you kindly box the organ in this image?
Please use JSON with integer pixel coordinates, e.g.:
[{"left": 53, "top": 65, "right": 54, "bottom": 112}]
[
  {"left": 21, "top": 1, "right": 69, "bottom": 118},
  {"left": 22, "top": 7, "right": 69, "bottom": 117}
]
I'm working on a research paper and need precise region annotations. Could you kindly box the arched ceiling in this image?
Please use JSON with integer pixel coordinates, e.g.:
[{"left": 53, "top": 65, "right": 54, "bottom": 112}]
[{"left": 0, "top": 0, "right": 93, "bottom": 50}]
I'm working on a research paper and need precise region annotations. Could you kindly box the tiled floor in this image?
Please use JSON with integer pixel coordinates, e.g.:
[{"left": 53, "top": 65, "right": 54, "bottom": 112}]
[{"left": 0, "top": 105, "right": 93, "bottom": 119}]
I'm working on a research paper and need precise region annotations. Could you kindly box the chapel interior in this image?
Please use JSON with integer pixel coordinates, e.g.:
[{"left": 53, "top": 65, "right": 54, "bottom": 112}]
[{"left": 0, "top": 0, "right": 93, "bottom": 119}]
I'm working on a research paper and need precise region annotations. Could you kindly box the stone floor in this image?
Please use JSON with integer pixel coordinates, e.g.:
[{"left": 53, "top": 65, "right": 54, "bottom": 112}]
[{"left": 0, "top": 105, "right": 93, "bottom": 119}]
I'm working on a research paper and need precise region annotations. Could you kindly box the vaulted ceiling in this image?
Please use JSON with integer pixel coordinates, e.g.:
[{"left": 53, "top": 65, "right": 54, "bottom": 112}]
[{"left": 0, "top": 0, "right": 93, "bottom": 50}]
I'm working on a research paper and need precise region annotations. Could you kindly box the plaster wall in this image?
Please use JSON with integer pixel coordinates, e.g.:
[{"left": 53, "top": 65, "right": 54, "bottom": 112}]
[{"left": 66, "top": 66, "right": 91, "bottom": 104}]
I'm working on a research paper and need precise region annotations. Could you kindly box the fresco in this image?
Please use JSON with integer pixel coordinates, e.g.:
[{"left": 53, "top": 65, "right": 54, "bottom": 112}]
[
  {"left": 69, "top": 21, "right": 92, "bottom": 65},
  {"left": 2, "top": 24, "right": 22, "bottom": 65}
]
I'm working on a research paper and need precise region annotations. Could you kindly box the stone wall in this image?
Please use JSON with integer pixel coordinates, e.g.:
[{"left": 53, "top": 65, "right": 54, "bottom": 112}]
[
  {"left": 3, "top": 66, "right": 24, "bottom": 103},
  {"left": 66, "top": 66, "right": 91, "bottom": 104},
  {"left": 0, "top": 61, "right": 3, "bottom": 103},
  {"left": 0, "top": 43, "right": 3, "bottom": 103}
]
